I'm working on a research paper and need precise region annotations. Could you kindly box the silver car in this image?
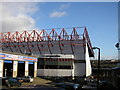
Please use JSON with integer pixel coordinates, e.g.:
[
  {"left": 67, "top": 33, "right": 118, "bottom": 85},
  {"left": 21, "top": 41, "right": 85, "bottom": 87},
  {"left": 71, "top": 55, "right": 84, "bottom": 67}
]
[{"left": 22, "top": 76, "right": 34, "bottom": 83}]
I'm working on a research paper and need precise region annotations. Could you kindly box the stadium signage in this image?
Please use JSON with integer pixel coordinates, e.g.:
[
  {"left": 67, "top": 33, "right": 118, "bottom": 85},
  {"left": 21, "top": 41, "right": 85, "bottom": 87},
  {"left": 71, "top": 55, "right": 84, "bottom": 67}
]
[{"left": 0, "top": 53, "right": 37, "bottom": 62}]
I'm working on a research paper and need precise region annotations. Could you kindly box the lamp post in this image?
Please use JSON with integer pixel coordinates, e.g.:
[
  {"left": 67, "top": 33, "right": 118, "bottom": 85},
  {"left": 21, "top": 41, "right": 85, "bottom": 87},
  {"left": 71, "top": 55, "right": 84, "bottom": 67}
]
[
  {"left": 115, "top": 43, "right": 120, "bottom": 61},
  {"left": 92, "top": 47, "right": 100, "bottom": 90}
]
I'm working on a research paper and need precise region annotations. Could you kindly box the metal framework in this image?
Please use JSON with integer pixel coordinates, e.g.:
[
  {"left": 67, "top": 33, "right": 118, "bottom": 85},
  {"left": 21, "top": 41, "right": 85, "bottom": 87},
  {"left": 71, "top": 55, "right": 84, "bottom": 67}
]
[{"left": 0, "top": 27, "right": 94, "bottom": 57}]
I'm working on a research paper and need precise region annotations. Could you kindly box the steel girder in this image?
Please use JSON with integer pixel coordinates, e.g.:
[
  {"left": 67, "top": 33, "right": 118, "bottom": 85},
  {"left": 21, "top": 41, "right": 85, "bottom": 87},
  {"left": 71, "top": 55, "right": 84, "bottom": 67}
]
[{"left": 0, "top": 27, "right": 94, "bottom": 57}]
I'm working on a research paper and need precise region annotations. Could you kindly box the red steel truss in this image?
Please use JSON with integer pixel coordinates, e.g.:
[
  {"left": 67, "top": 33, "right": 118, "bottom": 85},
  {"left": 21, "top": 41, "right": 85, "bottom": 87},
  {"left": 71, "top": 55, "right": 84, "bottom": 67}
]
[{"left": 0, "top": 27, "right": 94, "bottom": 57}]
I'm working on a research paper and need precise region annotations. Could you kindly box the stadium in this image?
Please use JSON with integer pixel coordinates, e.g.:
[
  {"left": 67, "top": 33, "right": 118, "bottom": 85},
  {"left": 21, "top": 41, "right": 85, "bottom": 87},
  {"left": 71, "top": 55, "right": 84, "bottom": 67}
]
[{"left": 0, "top": 27, "right": 94, "bottom": 78}]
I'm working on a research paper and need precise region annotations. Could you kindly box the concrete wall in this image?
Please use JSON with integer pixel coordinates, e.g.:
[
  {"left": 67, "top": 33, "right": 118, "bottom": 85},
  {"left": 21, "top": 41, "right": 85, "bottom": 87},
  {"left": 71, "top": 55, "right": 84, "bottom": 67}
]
[
  {"left": 37, "top": 63, "right": 86, "bottom": 77},
  {"left": 0, "top": 60, "right": 4, "bottom": 77},
  {"left": 13, "top": 61, "right": 18, "bottom": 77},
  {"left": 34, "top": 62, "right": 37, "bottom": 77},
  {"left": 25, "top": 61, "right": 29, "bottom": 76},
  {"left": 73, "top": 43, "right": 92, "bottom": 77},
  {"left": 74, "top": 63, "right": 86, "bottom": 76},
  {"left": 37, "top": 69, "right": 73, "bottom": 77}
]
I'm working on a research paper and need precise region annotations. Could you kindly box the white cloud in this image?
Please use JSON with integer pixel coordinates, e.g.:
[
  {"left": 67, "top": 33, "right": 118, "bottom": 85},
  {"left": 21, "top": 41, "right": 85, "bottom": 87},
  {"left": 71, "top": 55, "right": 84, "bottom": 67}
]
[
  {"left": 50, "top": 11, "right": 67, "bottom": 18},
  {"left": 49, "top": 3, "right": 70, "bottom": 18},
  {"left": 2, "top": 14, "right": 35, "bottom": 32},
  {"left": 1, "top": 2, "right": 38, "bottom": 32}
]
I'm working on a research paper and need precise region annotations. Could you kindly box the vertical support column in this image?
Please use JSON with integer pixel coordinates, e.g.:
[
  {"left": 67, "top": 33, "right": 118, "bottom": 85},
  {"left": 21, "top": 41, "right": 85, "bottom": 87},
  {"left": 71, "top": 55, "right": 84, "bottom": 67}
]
[
  {"left": 72, "top": 60, "right": 75, "bottom": 80},
  {"left": 0, "top": 60, "right": 4, "bottom": 77},
  {"left": 34, "top": 62, "right": 37, "bottom": 77},
  {"left": 25, "top": 61, "right": 29, "bottom": 76},
  {"left": 13, "top": 61, "right": 18, "bottom": 77},
  {"left": 85, "top": 43, "right": 92, "bottom": 77}
]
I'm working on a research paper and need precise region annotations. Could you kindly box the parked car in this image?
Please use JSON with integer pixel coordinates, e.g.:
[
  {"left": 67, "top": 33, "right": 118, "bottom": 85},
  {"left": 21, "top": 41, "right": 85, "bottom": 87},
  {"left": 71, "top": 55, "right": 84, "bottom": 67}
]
[
  {"left": 2, "top": 77, "right": 8, "bottom": 86},
  {"left": 81, "top": 79, "right": 97, "bottom": 90},
  {"left": 99, "top": 80, "right": 115, "bottom": 90},
  {"left": 2, "top": 77, "right": 21, "bottom": 88},
  {"left": 55, "top": 82, "right": 81, "bottom": 90},
  {"left": 22, "top": 76, "right": 34, "bottom": 82},
  {"left": 82, "top": 85, "right": 97, "bottom": 90},
  {"left": 15, "top": 77, "right": 23, "bottom": 83}
]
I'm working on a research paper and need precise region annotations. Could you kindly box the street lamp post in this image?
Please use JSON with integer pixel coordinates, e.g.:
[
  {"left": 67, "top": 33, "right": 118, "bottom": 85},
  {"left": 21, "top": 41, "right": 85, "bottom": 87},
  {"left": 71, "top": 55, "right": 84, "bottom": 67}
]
[
  {"left": 92, "top": 47, "right": 100, "bottom": 90},
  {"left": 115, "top": 43, "right": 120, "bottom": 61}
]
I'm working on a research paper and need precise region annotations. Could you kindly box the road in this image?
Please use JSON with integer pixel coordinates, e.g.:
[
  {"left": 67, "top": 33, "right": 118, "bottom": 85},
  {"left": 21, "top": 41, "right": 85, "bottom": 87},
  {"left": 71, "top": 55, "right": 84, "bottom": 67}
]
[{"left": 15, "top": 85, "right": 64, "bottom": 90}]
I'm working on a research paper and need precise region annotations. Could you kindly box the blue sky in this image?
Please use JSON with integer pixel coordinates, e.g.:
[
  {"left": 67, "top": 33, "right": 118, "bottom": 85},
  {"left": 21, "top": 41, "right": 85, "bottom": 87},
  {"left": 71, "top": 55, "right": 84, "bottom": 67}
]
[
  {"left": 35, "top": 2, "right": 118, "bottom": 59},
  {"left": 2, "top": 2, "right": 118, "bottom": 59}
]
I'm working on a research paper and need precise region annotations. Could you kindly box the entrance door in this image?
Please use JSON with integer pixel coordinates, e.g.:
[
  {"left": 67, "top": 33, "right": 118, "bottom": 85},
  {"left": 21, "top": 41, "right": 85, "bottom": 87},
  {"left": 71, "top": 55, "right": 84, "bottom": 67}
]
[
  {"left": 17, "top": 61, "right": 25, "bottom": 77},
  {"left": 29, "top": 62, "right": 34, "bottom": 77},
  {"left": 3, "top": 60, "right": 13, "bottom": 77}
]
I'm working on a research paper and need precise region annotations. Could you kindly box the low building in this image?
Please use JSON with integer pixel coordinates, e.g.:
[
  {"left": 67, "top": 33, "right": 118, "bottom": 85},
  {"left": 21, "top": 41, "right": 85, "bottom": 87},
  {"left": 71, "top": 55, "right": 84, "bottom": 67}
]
[
  {"left": 0, "top": 51, "right": 37, "bottom": 77},
  {"left": 91, "top": 59, "right": 119, "bottom": 80}
]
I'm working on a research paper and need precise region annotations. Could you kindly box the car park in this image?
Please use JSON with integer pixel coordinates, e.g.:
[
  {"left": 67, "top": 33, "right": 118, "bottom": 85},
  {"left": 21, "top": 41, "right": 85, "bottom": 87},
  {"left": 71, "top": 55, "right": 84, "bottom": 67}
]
[{"left": 22, "top": 76, "right": 34, "bottom": 83}]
